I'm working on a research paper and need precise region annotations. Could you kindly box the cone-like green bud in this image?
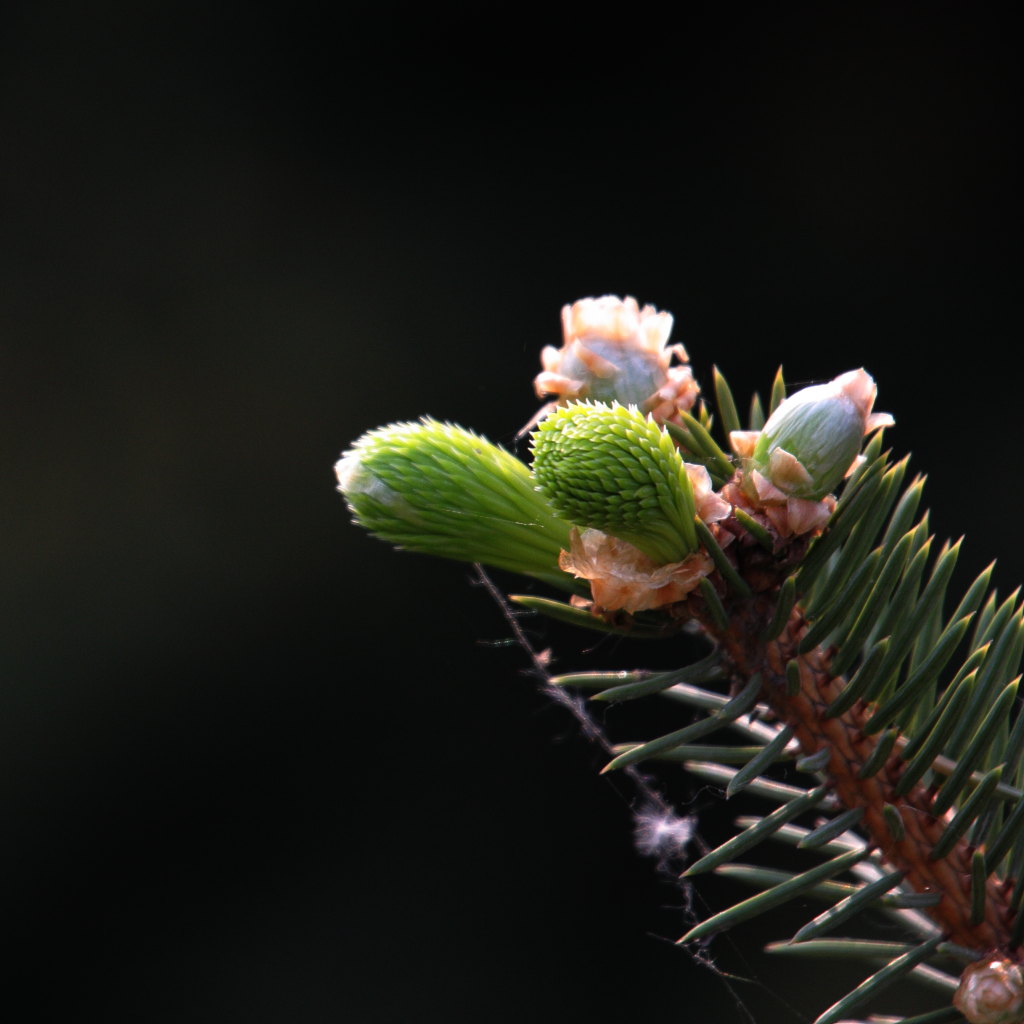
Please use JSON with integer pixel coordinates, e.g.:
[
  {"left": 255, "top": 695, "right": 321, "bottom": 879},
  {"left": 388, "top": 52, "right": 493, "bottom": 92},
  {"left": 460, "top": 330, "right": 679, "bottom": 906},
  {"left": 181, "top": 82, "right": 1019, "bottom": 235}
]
[
  {"left": 530, "top": 402, "right": 699, "bottom": 565},
  {"left": 337, "top": 419, "right": 573, "bottom": 586},
  {"left": 751, "top": 369, "right": 892, "bottom": 500}
]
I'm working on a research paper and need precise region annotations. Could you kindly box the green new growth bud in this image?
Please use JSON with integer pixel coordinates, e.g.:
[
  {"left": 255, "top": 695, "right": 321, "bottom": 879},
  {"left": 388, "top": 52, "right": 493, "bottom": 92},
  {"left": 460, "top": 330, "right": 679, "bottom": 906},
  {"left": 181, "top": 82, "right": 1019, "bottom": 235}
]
[
  {"left": 531, "top": 402, "right": 699, "bottom": 565},
  {"left": 751, "top": 369, "right": 893, "bottom": 500},
  {"left": 534, "top": 295, "right": 699, "bottom": 423},
  {"left": 337, "top": 419, "right": 573, "bottom": 586}
]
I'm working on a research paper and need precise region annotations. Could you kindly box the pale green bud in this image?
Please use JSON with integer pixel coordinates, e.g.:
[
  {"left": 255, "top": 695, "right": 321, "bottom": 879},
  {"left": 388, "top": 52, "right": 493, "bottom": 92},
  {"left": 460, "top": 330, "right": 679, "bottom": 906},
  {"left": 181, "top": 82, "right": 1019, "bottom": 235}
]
[
  {"left": 751, "top": 369, "right": 893, "bottom": 500},
  {"left": 337, "top": 419, "right": 573, "bottom": 586},
  {"left": 530, "top": 402, "right": 698, "bottom": 565},
  {"left": 534, "top": 295, "right": 699, "bottom": 423}
]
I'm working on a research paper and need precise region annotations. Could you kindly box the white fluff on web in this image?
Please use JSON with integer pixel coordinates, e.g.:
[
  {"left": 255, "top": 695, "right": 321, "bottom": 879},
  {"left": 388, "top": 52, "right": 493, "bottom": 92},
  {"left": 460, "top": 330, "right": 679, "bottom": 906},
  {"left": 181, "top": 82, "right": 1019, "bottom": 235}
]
[
  {"left": 474, "top": 565, "right": 771, "bottom": 1023},
  {"left": 634, "top": 806, "right": 697, "bottom": 864},
  {"left": 472, "top": 566, "right": 698, "bottom": 868}
]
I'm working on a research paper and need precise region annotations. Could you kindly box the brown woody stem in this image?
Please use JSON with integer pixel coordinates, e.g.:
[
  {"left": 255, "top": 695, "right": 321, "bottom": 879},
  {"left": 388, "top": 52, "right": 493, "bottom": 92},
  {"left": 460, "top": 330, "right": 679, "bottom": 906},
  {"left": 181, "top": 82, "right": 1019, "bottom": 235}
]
[{"left": 693, "top": 520, "right": 1018, "bottom": 954}]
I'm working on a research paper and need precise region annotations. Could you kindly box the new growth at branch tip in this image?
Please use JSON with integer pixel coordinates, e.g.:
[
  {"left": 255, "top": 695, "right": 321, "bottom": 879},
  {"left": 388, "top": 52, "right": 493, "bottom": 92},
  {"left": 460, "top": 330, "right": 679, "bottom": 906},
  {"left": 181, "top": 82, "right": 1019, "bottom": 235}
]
[
  {"left": 338, "top": 294, "right": 890, "bottom": 617},
  {"left": 336, "top": 294, "right": 1024, "bottom": 1024}
]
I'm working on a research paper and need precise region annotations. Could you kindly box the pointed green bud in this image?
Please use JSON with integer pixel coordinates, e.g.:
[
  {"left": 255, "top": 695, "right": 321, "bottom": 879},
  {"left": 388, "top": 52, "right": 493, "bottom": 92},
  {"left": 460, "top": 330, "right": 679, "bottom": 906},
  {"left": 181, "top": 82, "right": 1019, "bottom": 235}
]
[
  {"left": 751, "top": 368, "right": 893, "bottom": 500},
  {"left": 337, "top": 419, "right": 573, "bottom": 586},
  {"left": 530, "top": 402, "right": 699, "bottom": 565}
]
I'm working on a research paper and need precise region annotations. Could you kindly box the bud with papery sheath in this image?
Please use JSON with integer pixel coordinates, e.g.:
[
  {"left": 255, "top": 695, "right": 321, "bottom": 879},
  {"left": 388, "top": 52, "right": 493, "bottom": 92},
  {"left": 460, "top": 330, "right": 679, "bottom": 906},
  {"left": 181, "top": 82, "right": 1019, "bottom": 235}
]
[
  {"left": 749, "top": 368, "right": 894, "bottom": 500},
  {"left": 530, "top": 402, "right": 701, "bottom": 565},
  {"left": 336, "top": 419, "right": 573, "bottom": 587},
  {"left": 954, "top": 957, "right": 1024, "bottom": 1024},
  {"left": 534, "top": 295, "right": 699, "bottom": 423}
]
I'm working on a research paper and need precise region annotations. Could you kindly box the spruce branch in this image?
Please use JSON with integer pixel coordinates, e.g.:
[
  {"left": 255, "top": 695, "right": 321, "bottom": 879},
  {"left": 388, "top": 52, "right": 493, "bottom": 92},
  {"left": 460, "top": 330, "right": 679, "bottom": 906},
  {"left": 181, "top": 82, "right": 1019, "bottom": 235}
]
[{"left": 336, "top": 294, "right": 1024, "bottom": 1024}]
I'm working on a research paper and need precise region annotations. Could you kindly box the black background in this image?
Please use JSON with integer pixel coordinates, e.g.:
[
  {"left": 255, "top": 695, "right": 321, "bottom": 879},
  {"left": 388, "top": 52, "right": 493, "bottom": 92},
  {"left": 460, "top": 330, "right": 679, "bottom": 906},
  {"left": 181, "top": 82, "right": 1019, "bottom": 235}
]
[{"left": 2, "top": 3, "right": 1022, "bottom": 1021}]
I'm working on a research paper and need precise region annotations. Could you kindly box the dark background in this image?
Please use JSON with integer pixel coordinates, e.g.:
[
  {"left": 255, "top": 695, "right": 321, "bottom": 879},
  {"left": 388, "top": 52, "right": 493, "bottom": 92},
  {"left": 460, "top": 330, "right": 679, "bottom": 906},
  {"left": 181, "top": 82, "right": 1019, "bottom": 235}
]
[{"left": 2, "top": 3, "right": 1021, "bottom": 1021}]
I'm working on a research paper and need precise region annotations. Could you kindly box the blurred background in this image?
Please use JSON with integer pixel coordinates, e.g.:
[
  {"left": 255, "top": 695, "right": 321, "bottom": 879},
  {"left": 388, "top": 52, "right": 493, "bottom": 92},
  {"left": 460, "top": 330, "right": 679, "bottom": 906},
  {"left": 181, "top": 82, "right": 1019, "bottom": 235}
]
[{"left": 2, "top": 3, "right": 1021, "bottom": 1021}]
